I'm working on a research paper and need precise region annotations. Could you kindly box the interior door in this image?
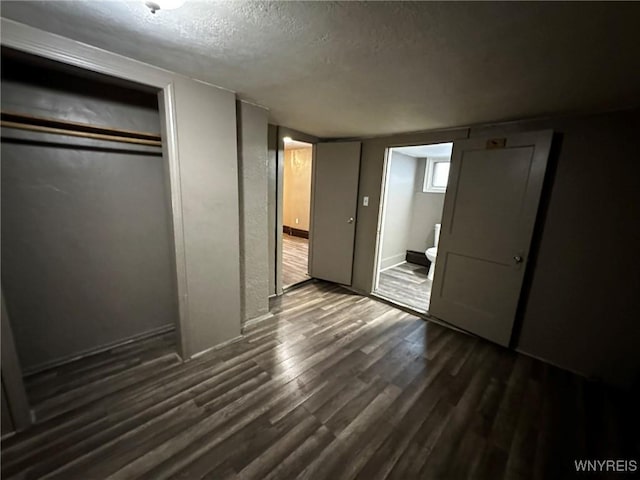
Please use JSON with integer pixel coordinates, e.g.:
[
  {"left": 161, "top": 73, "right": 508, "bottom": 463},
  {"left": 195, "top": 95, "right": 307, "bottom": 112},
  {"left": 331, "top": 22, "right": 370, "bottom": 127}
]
[
  {"left": 309, "top": 141, "right": 361, "bottom": 285},
  {"left": 429, "top": 130, "right": 552, "bottom": 346}
]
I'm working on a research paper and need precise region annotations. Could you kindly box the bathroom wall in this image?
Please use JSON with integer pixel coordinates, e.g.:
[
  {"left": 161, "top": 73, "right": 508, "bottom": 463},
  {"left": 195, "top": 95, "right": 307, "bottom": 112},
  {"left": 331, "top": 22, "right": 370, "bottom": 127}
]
[
  {"left": 407, "top": 157, "right": 446, "bottom": 251},
  {"left": 283, "top": 146, "right": 313, "bottom": 232},
  {"left": 1, "top": 54, "right": 178, "bottom": 371},
  {"left": 379, "top": 150, "right": 418, "bottom": 270}
]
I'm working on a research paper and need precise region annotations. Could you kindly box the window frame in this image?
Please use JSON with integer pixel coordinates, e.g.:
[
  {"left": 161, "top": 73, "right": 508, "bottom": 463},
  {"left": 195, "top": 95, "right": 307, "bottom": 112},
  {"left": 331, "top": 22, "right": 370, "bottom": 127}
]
[{"left": 423, "top": 156, "right": 451, "bottom": 193}]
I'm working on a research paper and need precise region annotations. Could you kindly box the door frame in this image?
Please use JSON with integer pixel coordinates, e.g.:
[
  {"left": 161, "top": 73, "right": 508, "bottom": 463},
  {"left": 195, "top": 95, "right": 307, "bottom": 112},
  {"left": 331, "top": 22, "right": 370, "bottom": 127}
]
[
  {"left": 1, "top": 291, "right": 31, "bottom": 433},
  {"left": 372, "top": 147, "right": 394, "bottom": 292},
  {"left": 275, "top": 127, "right": 319, "bottom": 294},
  {"left": 372, "top": 140, "right": 457, "bottom": 309},
  {"left": 0, "top": 20, "right": 197, "bottom": 418},
  {"left": 2, "top": 19, "right": 190, "bottom": 358}
]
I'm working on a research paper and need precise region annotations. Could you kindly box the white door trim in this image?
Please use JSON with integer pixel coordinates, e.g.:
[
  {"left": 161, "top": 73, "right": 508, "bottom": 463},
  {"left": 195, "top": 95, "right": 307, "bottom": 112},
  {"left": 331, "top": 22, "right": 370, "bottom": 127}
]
[{"left": 372, "top": 147, "right": 394, "bottom": 292}]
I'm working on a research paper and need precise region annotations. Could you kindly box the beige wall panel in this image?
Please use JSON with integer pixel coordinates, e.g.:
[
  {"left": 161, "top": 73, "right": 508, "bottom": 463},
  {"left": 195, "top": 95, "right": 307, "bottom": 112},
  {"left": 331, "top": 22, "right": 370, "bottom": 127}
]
[{"left": 283, "top": 147, "right": 313, "bottom": 231}]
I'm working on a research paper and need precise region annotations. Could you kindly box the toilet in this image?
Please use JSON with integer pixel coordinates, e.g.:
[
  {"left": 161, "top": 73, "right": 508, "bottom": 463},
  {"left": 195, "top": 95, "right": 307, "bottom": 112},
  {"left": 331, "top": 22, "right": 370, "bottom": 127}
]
[{"left": 425, "top": 223, "right": 441, "bottom": 281}]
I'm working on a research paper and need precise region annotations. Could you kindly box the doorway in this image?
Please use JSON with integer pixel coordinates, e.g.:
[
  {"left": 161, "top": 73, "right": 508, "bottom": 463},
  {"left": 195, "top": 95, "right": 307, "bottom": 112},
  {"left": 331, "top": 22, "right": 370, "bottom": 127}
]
[
  {"left": 1, "top": 48, "right": 181, "bottom": 425},
  {"left": 373, "top": 142, "right": 453, "bottom": 313},
  {"left": 373, "top": 132, "right": 552, "bottom": 348},
  {"left": 281, "top": 137, "right": 313, "bottom": 288}
]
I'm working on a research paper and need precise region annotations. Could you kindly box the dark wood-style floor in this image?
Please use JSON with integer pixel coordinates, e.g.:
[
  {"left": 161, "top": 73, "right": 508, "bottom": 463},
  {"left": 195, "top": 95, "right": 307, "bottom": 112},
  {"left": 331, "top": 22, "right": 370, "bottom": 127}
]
[
  {"left": 23, "top": 331, "right": 179, "bottom": 423},
  {"left": 2, "top": 282, "right": 637, "bottom": 479},
  {"left": 376, "top": 262, "right": 431, "bottom": 312},
  {"left": 283, "top": 233, "right": 309, "bottom": 287}
]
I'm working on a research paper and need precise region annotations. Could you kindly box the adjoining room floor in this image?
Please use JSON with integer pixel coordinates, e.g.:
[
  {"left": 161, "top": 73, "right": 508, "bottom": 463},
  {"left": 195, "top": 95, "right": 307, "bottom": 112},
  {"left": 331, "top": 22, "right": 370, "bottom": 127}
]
[
  {"left": 376, "top": 262, "right": 431, "bottom": 312},
  {"left": 2, "top": 281, "right": 636, "bottom": 479},
  {"left": 283, "top": 233, "right": 309, "bottom": 287}
]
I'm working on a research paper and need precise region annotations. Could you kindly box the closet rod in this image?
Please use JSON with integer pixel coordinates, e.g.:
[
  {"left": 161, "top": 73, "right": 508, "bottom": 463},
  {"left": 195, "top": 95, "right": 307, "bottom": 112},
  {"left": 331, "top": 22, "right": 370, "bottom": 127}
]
[
  {"left": 1, "top": 111, "right": 162, "bottom": 147},
  {"left": 1, "top": 121, "right": 162, "bottom": 147}
]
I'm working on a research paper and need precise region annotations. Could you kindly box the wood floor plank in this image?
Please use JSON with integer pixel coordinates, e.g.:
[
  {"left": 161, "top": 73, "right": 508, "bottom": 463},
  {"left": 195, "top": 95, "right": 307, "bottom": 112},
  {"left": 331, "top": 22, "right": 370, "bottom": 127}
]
[
  {"left": 297, "top": 384, "right": 402, "bottom": 480},
  {"left": 2, "top": 280, "right": 636, "bottom": 480},
  {"left": 282, "top": 233, "right": 310, "bottom": 287},
  {"left": 375, "top": 262, "right": 431, "bottom": 312},
  {"left": 43, "top": 401, "right": 204, "bottom": 480},
  {"left": 236, "top": 412, "right": 319, "bottom": 480},
  {"left": 262, "top": 424, "right": 334, "bottom": 480},
  {"left": 386, "top": 397, "right": 453, "bottom": 480}
]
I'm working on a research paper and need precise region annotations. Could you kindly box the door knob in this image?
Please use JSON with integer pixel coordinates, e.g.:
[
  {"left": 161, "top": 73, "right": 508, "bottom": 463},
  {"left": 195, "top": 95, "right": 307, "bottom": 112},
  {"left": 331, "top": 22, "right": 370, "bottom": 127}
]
[
  {"left": 513, "top": 255, "right": 523, "bottom": 264},
  {"left": 348, "top": 217, "right": 354, "bottom": 223}
]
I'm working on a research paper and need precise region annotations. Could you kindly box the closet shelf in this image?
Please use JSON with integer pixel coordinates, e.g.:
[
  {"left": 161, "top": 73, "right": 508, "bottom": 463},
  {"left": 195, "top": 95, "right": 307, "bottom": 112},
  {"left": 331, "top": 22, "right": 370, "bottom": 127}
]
[{"left": 1, "top": 111, "right": 162, "bottom": 147}]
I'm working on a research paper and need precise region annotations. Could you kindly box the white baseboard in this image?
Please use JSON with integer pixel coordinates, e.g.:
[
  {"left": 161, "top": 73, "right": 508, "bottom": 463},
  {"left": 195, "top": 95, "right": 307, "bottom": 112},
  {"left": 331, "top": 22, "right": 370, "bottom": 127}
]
[
  {"left": 242, "top": 312, "right": 275, "bottom": 331},
  {"left": 379, "top": 259, "right": 407, "bottom": 272},
  {"left": 189, "top": 334, "right": 244, "bottom": 360}
]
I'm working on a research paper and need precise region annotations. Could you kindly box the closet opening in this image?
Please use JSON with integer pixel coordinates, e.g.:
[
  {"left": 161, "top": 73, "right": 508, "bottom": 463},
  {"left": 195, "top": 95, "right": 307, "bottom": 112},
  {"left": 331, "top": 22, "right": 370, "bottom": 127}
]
[
  {"left": 1, "top": 48, "right": 181, "bottom": 424},
  {"left": 373, "top": 142, "right": 453, "bottom": 313},
  {"left": 281, "top": 137, "right": 314, "bottom": 289}
]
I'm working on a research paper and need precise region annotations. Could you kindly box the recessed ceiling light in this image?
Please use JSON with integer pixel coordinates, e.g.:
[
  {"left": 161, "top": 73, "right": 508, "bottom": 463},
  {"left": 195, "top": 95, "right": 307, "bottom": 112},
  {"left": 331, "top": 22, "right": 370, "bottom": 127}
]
[
  {"left": 283, "top": 137, "right": 293, "bottom": 143},
  {"left": 145, "top": 0, "right": 186, "bottom": 14}
]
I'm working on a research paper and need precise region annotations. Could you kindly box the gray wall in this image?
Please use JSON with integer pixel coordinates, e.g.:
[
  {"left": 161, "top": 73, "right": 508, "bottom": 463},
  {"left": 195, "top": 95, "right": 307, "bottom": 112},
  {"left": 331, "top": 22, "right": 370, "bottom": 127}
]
[
  {"left": 407, "top": 157, "right": 445, "bottom": 251},
  {"left": 1, "top": 58, "right": 178, "bottom": 371},
  {"left": 379, "top": 151, "right": 417, "bottom": 269},
  {"left": 171, "top": 76, "right": 242, "bottom": 355},
  {"left": 350, "top": 108, "right": 640, "bottom": 388},
  {"left": 237, "top": 101, "right": 269, "bottom": 323}
]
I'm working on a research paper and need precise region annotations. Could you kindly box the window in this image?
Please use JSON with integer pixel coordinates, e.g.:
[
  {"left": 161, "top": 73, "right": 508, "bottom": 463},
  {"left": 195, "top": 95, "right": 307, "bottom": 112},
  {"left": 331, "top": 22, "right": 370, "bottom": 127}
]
[{"left": 423, "top": 157, "right": 450, "bottom": 193}]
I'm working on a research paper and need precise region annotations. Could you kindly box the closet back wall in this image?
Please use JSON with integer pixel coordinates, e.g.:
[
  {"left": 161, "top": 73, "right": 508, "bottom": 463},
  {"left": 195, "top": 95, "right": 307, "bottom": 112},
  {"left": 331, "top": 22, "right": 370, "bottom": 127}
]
[{"left": 1, "top": 55, "right": 178, "bottom": 372}]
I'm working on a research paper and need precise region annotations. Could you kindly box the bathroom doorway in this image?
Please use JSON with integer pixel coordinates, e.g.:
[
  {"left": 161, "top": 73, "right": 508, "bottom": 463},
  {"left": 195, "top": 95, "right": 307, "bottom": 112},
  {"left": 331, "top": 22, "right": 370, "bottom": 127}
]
[
  {"left": 373, "top": 142, "right": 453, "bottom": 312},
  {"left": 281, "top": 137, "right": 314, "bottom": 288}
]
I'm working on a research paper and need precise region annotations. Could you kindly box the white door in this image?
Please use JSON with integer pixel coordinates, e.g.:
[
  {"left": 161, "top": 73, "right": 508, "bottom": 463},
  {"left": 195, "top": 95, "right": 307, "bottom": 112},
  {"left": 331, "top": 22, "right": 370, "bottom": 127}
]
[
  {"left": 429, "top": 131, "right": 552, "bottom": 346},
  {"left": 309, "top": 142, "right": 361, "bottom": 285}
]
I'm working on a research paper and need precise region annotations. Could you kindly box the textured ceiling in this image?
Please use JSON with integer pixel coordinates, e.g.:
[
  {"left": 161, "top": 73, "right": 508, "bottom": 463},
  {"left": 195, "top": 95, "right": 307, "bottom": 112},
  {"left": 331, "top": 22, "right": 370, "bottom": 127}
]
[{"left": 2, "top": 1, "right": 640, "bottom": 138}]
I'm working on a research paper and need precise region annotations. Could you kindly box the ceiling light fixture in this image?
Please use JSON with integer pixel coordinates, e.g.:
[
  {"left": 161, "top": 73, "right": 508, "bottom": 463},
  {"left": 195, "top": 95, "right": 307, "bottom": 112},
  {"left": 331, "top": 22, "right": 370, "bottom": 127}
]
[
  {"left": 283, "top": 136, "right": 293, "bottom": 143},
  {"left": 145, "top": 0, "right": 186, "bottom": 14}
]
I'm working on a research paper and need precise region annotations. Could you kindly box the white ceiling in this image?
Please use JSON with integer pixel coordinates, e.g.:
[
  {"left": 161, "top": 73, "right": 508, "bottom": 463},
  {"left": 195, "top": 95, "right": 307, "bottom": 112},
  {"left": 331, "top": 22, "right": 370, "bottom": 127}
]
[
  {"left": 2, "top": 1, "right": 640, "bottom": 138},
  {"left": 394, "top": 142, "right": 453, "bottom": 159}
]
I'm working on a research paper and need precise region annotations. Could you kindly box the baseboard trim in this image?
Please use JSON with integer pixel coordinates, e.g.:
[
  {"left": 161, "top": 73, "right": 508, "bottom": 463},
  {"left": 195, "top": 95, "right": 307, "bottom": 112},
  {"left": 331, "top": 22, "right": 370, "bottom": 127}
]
[
  {"left": 242, "top": 312, "right": 275, "bottom": 331},
  {"left": 23, "top": 324, "right": 176, "bottom": 377},
  {"left": 379, "top": 260, "right": 406, "bottom": 272},
  {"left": 514, "top": 347, "right": 590, "bottom": 381},
  {"left": 283, "top": 277, "right": 315, "bottom": 292},
  {"left": 283, "top": 225, "right": 309, "bottom": 239},
  {"left": 189, "top": 334, "right": 244, "bottom": 360}
]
